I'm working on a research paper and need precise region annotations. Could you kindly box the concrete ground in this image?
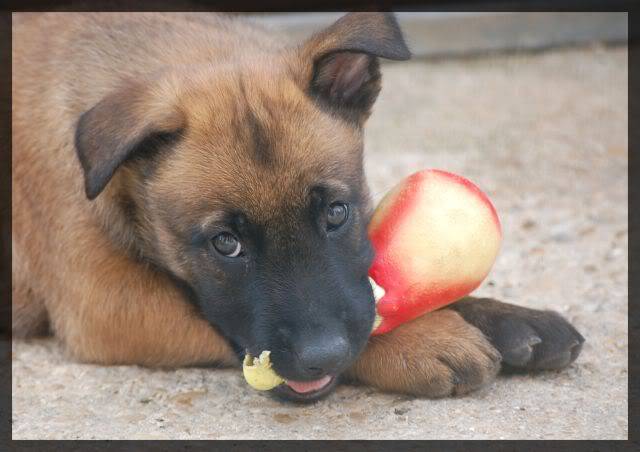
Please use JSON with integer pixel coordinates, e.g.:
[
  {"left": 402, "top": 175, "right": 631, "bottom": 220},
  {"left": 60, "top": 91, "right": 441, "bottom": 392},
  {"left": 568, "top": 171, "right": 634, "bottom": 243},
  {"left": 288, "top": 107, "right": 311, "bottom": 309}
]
[{"left": 12, "top": 44, "right": 628, "bottom": 440}]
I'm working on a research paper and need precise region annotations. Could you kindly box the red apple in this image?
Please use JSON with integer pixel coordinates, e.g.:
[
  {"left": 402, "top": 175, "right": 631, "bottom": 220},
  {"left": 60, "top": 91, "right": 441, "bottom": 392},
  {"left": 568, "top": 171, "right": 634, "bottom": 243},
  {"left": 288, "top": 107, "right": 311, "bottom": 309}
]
[{"left": 368, "top": 169, "right": 502, "bottom": 335}]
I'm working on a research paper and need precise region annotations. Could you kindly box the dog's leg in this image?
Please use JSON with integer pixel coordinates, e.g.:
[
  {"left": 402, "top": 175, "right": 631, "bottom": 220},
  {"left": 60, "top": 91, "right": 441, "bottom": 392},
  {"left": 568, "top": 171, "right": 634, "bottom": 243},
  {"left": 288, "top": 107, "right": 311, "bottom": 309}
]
[
  {"left": 449, "top": 297, "right": 585, "bottom": 372},
  {"left": 12, "top": 240, "right": 49, "bottom": 337},
  {"left": 12, "top": 276, "right": 49, "bottom": 338},
  {"left": 346, "top": 297, "right": 585, "bottom": 396},
  {"left": 345, "top": 308, "right": 502, "bottom": 397},
  {"left": 44, "top": 230, "right": 237, "bottom": 368}
]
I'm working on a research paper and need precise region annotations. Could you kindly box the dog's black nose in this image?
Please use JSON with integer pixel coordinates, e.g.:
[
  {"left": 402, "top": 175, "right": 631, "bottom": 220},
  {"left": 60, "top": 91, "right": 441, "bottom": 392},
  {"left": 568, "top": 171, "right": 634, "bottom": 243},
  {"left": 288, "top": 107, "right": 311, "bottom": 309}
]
[{"left": 295, "top": 335, "right": 350, "bottom": 377}]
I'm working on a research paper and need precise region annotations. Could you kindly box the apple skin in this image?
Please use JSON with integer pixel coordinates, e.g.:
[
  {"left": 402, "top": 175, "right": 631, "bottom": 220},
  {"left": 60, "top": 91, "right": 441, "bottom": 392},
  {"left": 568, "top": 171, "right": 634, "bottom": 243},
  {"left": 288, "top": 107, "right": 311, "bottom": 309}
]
[{"left": 368, "top": 169, "right": 502, "bottom": 335}]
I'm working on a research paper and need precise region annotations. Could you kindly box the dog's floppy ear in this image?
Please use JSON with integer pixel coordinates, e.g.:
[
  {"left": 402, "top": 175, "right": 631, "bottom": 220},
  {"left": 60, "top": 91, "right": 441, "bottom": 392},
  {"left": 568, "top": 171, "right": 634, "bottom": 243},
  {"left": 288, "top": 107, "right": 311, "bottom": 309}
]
[
  {"left": 300, "top": 12, "right": 411, "bottom": 121},
  {"left": 75, "top": 79, "right": 184, "bottom": 200}
]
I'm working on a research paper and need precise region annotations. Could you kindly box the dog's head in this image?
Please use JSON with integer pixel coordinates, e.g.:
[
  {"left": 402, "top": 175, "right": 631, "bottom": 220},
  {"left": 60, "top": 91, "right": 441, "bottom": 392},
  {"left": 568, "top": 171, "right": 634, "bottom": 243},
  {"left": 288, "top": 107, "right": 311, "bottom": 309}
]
[{"left": 74, "top": 12, "right": 410, "bottom": 401}]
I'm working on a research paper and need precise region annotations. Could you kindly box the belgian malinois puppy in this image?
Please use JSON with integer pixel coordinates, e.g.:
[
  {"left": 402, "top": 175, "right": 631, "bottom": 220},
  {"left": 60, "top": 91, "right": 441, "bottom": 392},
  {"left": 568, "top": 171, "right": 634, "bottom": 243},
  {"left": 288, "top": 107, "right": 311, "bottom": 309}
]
[{"left": 12, "top": 12, "right": 584, "bottom": 402}]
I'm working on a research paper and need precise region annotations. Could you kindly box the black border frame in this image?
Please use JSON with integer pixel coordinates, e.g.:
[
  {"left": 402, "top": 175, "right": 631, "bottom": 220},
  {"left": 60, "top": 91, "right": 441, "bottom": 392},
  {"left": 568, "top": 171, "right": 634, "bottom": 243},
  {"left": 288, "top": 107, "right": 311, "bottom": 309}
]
[{"left": 1, "top": 1, "right": 635, "bottom": 449}]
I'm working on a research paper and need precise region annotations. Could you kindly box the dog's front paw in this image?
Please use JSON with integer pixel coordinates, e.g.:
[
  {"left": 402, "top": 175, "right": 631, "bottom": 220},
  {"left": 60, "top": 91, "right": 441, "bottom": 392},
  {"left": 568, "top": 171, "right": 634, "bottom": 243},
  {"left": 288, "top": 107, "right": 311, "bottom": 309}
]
[
  {"left": 452, "top": 298, "right": 585, "bottom": 372},
  {"left": 345, "top": 310, "right": 501, "bottom": 397}
]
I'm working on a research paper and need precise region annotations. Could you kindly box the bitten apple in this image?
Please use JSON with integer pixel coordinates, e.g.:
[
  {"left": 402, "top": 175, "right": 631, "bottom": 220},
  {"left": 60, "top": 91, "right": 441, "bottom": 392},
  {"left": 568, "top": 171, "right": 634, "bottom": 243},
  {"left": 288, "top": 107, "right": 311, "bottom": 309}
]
[{"left": 368, "top": 169, "right": 501, "bottom": 335}]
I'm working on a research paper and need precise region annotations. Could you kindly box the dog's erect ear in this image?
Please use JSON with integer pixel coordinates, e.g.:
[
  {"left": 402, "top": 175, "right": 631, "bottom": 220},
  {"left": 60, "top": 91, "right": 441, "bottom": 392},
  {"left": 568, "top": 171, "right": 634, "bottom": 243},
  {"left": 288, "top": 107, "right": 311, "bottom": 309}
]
[
  {"left": 300, "top": 12, "right": 411, "bottom": 121},
  {"left": 75, "top": 79, "right": 184, "bottom": 200}
]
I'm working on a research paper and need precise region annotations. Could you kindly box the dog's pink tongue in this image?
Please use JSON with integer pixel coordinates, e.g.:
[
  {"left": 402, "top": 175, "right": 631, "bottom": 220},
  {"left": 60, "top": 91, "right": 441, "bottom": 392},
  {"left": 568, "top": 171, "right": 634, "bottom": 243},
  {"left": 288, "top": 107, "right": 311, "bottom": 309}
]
[{"left": 286, "top": 375, "right": 332, "bottom": 393}]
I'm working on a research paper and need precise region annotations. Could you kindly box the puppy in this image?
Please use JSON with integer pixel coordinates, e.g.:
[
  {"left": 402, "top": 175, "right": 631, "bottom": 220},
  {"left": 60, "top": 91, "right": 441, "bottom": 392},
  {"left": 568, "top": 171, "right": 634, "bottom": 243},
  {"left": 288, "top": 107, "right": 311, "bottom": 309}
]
[{"left": 12, "top": 12, "right": 584, "bottom": 402}]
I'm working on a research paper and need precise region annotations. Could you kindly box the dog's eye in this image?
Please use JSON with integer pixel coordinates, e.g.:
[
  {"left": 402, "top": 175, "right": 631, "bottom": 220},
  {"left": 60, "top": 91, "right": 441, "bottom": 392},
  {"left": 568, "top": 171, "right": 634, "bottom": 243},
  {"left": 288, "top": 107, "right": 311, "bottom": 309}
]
[
  {"left": 211, "top": 232, "right": 242, "bottom": 257},
  {"left": 327, "top": 202, "right": 349, "bottom": 230}
]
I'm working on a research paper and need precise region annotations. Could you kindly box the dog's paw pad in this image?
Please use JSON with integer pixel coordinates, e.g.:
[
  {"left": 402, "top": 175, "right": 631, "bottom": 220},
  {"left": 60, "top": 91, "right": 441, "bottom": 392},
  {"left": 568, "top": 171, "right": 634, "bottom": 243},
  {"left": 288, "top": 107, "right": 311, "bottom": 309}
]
[
  {"left": 496, "top": 311, "right": 585, "bottom": 372},
  {"left": 431, "top": 335, "right": 502, "bottom": 397},
  {"left": 492, "top": 318, "right": 541, "bottom": 367}
]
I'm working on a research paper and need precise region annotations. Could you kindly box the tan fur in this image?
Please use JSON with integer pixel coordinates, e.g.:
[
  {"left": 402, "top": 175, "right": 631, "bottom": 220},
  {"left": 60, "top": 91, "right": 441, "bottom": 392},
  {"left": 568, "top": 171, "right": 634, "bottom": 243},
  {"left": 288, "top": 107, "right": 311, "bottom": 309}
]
[
  {"left": 345, "top": 309, "right": 501, "bottom": 397},
  {"left": 11, "top": 13, "right": 291, "bottom": 366},
  {"left": 13, "top": 12, "right": 500, "bottom": 394}
]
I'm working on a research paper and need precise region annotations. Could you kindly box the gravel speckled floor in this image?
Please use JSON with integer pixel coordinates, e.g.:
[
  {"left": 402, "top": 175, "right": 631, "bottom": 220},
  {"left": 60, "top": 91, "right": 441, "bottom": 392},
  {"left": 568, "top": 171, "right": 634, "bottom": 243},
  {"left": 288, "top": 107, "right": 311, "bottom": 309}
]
[{"left": 12, "top": 44, "right": 628, "bottom": 440}]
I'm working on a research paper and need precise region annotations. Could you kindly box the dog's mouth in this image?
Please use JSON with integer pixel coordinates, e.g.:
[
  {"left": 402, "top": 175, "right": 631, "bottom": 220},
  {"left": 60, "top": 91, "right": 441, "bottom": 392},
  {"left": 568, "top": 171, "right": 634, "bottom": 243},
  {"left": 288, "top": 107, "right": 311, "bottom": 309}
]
[
  {"left": 271, "top": 375, "right": 338, "bottom": 403},
  {"left": 238, "top": 346, "right": 340, "bottom": 402}
]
